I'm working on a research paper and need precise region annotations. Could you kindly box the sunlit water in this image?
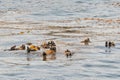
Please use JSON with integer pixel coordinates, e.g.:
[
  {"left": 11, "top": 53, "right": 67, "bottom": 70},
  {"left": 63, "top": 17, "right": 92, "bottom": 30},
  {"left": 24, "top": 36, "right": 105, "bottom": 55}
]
[
  {"left": 0, "top": 0, "right": 120, "bottom": 21},
  {"left": 0, "top": 0, "right": 120, "bottom": 80}
]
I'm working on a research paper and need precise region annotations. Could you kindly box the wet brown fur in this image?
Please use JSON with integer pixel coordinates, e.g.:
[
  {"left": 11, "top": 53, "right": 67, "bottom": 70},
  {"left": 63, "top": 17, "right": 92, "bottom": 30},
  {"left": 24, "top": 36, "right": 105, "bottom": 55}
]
[
  {"left": 64, "top": 49, "right": 72, "bottom": 58},
  {"left": 9, "top": 44, "right": 25, "bottom": 51},
  {"left": 27, "top": 45, "right": 40, "bottom": 53},
  {"left": 41, "top": 41, "right": 56, "bottom": 49},
  {"left": 41, "top": 42, "right": 49, "bottom": 49},
  {"left": 43, "top": 47, "right": 56, "bottom": 60},
  {"left": 105, "top": 41, "right": 115, "bottom": 48},
  {"left": 81, "top": 38, "right": 91, "bottom": 45}
]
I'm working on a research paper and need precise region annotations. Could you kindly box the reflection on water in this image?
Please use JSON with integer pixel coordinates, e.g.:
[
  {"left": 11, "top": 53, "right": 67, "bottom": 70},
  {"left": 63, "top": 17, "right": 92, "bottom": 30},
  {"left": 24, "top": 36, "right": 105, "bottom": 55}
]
[
  {"left": 0, "top": 0, "right": 120, "bottom": 80},
  {"left": 0, "top": 22, "right": 120, "bottom": 80}
]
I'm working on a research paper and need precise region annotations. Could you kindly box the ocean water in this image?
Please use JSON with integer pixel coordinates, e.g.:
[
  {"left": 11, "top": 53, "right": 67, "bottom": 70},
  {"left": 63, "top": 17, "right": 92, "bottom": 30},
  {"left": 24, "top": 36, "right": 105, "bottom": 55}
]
[
  {"left": 0, "top": 0, "right": 119, "bottom": 21},
  {"left": 0, "top": 0, "right": 120, "bottom": 80}
]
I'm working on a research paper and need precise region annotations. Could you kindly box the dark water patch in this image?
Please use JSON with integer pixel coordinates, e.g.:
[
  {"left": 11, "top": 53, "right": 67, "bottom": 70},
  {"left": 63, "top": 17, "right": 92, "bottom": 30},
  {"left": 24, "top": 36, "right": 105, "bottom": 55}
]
[
  {"left": 2, "top": 73, "right": 24, "bottom": 77},
  {"left": 83, "top": 64, "right": 118, "bottom": 69},
  {"left": 0, "top": 59, "right": 29, "bottom": 66},
  {"left": 55, "top": 13, "right": 74, "bottom": 16},
  {"left": 48, "top": 26, "right": 88, "bottom": 29},
  {"left": 51, "top": 34, "right": 80, "bottom": 38},
  {"left": 75, "top": 1, "right": 84, "bottom": 4},
  {"left": 62, "top": 30, "right": 80, "bottom": 33},
  {"left": 100, "top": 15, "right": 110, "bottom": 18},
  {"left": 99, "top": 60, "right": 120, "bottom": 64},
  {"left": 79, "top": 45, "right": 94, "bottom": 49},
  {"left": 64, "top": 73, "right": 90, "bottom": 78},
  {"left": 45, "top": 31, "right": 58, "bottom": 35},
  {"left": 77, "top": 73, "right": 90, "bottom": 77},
  {"left": 99, "top": 51, "right": 111, "bottom": 54},
  {"left": 31, "top": 13, "right": 48, "bottom": 16},
  {"left": 116, "top": 47, "right": 120, "bottom": 49},
  {"left": 66, "top": 58, "right": 86, "bottom": 62},
  {"left": 33, "top": 76, "right": 65, "bottom": 80},
  {"left": 95, "top": 46, "right": 106, "bottom": 49},
  {"left": 97, "top": 73, "right": 120, "bottom": 78}
]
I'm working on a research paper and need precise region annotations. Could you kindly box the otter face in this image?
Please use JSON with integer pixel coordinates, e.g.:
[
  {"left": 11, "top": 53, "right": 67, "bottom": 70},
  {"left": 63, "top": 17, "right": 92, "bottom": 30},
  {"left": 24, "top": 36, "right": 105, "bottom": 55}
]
[{"left": 64, "top": 49, "right": 72, "bottom": 58}]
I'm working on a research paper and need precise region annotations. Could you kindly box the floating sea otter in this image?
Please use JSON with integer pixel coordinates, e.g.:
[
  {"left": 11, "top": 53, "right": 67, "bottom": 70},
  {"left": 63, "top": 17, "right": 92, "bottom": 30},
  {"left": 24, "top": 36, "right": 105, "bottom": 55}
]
[
  {"left": 26, "top": 43, "right": 40, "bottom": 53},
  {"left": 81, "top": 38, "right": 91, "bottom": 45},
  {"left": 64, "top": 49, "right": 73, "bottom": 58},
  {"left": 4, "top": 44, "right": 25, "bottom": 51},
  {"left": 105, "top": 41, "right": 115, "bottom": 48},
  {"left": 42, "top": 46, "right": 56, "bottom": 61}
]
